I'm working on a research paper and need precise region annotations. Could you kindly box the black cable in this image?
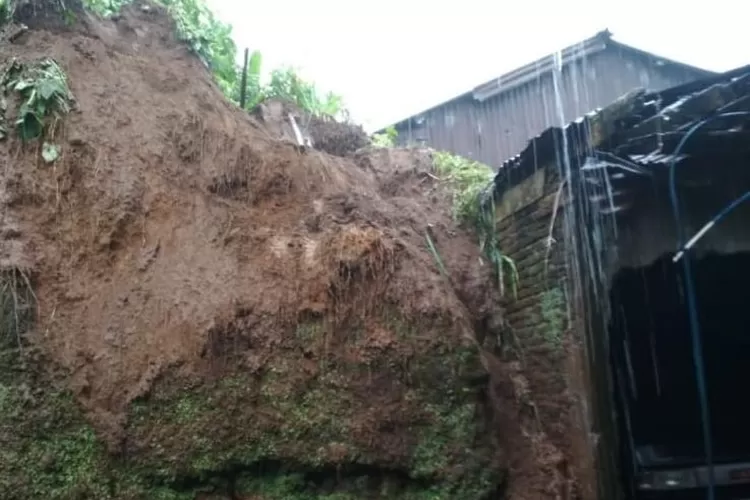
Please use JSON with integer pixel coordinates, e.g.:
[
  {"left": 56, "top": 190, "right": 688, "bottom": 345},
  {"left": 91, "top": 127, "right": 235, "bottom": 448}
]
[{"left": 667, "top": 111, "right": 750, "bottom": 500}]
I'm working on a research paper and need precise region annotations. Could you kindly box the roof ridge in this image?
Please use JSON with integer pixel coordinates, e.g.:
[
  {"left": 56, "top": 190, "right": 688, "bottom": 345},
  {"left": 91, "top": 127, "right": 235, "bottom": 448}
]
[
  {"left": 472, "top": 29, "right": 612, "bottom": 101},
  {"left": 378, "top": 29, "right": 714, "bottom": 132}
]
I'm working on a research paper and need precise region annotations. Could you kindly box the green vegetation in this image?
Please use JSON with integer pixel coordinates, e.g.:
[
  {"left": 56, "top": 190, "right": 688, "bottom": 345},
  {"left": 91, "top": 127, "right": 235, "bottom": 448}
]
[
  {"left": 0, "top": 289, "right": 157, "bottom": 499},
  {"left": 235, "top": 471, "right": 496, "bottom": 500},
  {"left": 80, "top": 0, "right": 346, "bottom": 117},
  {"left": 0, "top": 2, "right": 502, "bottom": 498},
  {"left": 234, "top": 49, "right": 263, "bottom": 107},
  {"left": 0, "top": 197, "right": 496, "bottom": 500},
  {"left": 119, "top": 317, "right": 497, "bottom": 499},
  {"left": 80, "top": 0, "right": 122, "bottom": 17},
  {"left": 407, "top": 344, "right": 499, "bottom": 499},
  {"left": 411, "top": 402, "right": 475, "bottom": 478},
  {"left": 432, "top": 151, "right": 494, "bottom": 225},
  {"left": 0, "top": 58, "right": 73, "bottom": 158},
  {"left": 0, "top": 344, "right": 107, "bottom": 499},
  {"left": 432, "top": 151, "right": 519, "bottom": 297},
  {"left": 162, "top": 0, "right": 239, "bottom": 97},
  {"left": 372, "top": 125, "right": 398, "bottom": 147},
  {"left": 264, "top": 67, "right": 345, "bottom": 118},
  {"left": 0, "top": 0, "right": 347, "bottom": 121},
  {"left": 425, "top": 231, "right": 448, "bottom": 279},
  {"left": 0, "top": 0, "right": 11, "bottom": 24},
  {"left": 362, "top": 139, "right": 519, "bottom": 297},
  {"left": 541, "top": 287, "right": 566, "bottom": 348},
  {"left": 3, "top": 0, "right": 338, "bottom": 115},
  {"left": 235, "top": 62, "right": 347, "bottom": 118},
  {"left": 0, "top": 345, "right": 204, "bottom": 500},
  {"left": 82, "top": 0, "right": 239, "bottom": 94}
]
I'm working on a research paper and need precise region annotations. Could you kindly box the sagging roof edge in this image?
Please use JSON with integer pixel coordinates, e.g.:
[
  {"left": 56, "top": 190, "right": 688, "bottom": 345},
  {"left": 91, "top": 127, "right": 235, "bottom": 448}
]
[
  {"left": 376, "top": 30, "right": 717, "bottom": 134},
  {"left": 488, "top": 62, "right": 750, "bottom": 203}
]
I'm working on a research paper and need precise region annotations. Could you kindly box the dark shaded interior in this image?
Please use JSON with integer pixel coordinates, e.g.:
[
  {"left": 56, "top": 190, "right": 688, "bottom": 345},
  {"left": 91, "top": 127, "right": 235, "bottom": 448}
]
[{"left": 610, "top": 251, "right": 750, "bottom": 473}]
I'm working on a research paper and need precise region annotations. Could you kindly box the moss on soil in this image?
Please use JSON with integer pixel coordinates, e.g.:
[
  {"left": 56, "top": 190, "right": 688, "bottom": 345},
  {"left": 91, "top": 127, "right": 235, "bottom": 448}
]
[
  {"left": 124, "top": 315, "right": 499, "bottom": 498},
  {"left": 0, "top": 347, "right": 202, "bottom": 499},
  {"left": 0, "top": 379, "right": 110, "bottom": 499},
  {"left": 0, "top": 315, "right": 500, "bottom": 499}
]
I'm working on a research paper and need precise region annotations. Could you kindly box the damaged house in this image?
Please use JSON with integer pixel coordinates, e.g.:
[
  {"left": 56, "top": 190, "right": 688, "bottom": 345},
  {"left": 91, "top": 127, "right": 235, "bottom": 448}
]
[{"left": 489, "top": 64, "right": 750, "bottom": 500}]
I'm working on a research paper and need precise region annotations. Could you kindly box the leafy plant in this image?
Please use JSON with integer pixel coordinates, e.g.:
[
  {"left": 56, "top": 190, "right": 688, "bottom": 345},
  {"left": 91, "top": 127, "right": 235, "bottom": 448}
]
[
  {"left": 432, "top": 151, "right": 494, "bottom": 224},
  {"left": 432, "top": 151, "right": 518, "bottom": 297},
  {"left": 0, "top": 0, "right": 13, "bottom": 25},
  {"left": 263, "top": 67, "right": 345, "bottom": 119},
  {"left": 372, "top": 125, "right": 398, "bottom": 147},
  {"left": 477, "top": 197, "right": 519, "bottom": 298},
  {"left": 0, "top": 58, "right": 73, "bottom": 143},
  {"left": 160, "top": 0, "right": 239, "bottom": 96}
]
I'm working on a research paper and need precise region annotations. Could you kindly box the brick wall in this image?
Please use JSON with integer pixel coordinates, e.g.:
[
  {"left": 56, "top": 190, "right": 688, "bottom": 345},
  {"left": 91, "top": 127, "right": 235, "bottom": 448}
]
[{"left": 494, "top": 164, "right": 601, "bottom": 500}]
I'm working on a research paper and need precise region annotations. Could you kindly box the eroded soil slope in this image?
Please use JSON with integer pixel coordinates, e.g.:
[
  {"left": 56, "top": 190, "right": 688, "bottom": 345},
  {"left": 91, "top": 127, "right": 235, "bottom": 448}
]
[{"left": 0, "top": 4, "right": 516, "bottom": 500}]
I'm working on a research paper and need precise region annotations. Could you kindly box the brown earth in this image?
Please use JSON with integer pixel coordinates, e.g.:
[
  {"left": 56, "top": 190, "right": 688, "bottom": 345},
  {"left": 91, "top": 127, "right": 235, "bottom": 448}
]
[
  {"left": 253, "top": 98, "right": 369, "bottom": 157},
  {"left": 0, "top": 3, "right": 580, "bottom": 499}
]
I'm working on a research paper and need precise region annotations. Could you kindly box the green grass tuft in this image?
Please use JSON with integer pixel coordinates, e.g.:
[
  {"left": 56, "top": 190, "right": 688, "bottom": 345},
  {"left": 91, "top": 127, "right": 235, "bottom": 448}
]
[
  {"left": 432, "top": 151, "right": 494, "bottom": 225},
  {"left": 424, "top": 231, "right": 448, "bottom": 279},
  {"left": 432, "top": 151, "right": 519, "bottom": 297}
]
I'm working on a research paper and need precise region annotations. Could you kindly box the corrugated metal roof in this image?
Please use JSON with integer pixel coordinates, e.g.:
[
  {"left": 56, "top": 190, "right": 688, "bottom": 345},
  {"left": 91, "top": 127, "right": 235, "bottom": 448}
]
[
  {"left": 381, "top": 30, "right": 717, "bottom": 133},
  {"left": 393, "top": 50, "right": 707, "bottom": 169},
  {"left": 472, "top": 31, "right": 611, "bottom": 102},
  {"left": 491, "top": 64, "right": 750, "bottom": 213}
]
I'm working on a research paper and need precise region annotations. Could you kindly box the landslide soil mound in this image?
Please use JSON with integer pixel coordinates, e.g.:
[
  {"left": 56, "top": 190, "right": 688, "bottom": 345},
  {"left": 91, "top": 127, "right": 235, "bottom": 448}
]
[
  {"left": 253, "top": 98, "right": 369, "bottom": 157},
  {"left": 0, "top": 4, "right": 548, "bottom": 500}
]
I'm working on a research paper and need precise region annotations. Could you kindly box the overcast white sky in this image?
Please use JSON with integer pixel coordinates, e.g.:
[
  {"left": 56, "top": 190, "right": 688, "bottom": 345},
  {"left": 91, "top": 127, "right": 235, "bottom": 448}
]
[{"left": 206, "top": 0, "right": 748, "bottom": 132}]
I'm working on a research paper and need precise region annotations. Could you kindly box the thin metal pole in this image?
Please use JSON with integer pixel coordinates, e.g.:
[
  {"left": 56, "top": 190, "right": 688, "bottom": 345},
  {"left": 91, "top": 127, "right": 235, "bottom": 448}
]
[{"left": 239, "top": 48, "right": 249, "bottom": 109}]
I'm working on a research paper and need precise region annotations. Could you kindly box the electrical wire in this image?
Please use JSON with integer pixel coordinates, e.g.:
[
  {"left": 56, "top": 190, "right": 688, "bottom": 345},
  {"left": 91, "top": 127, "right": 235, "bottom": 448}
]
[
  {"left": 673, "top": 190, "right": 750, "bottom": 263},
  {"left": 667, "top": 111, "right": 750, "bottom": 500}
]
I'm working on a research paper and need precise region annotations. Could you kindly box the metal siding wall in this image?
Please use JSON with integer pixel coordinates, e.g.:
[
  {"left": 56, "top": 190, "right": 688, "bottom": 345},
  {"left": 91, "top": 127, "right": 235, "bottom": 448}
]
[{"left": 395, "top": 50, "right": 706, "bottom": 168}]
